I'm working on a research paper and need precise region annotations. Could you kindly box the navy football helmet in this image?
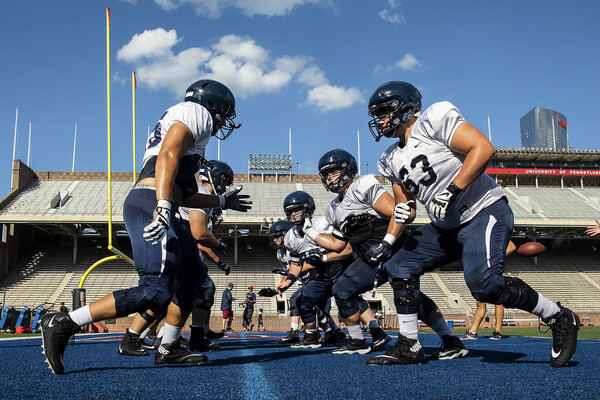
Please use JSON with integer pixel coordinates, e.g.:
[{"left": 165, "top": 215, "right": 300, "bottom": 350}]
[
  {"left": 269, "top": 219, "right": 292, "bottom": 248},
  {"left": 283, "top": 191, "right": 316, "bottom": 226},
  {"left": 318, "top": 149, "right": 358, "bottom": 193},
  {"left": 198, "top": 160, "right": 234, "bottom": 195},
  {"left": 367, "top": 81, "right": 422, "bottom": 141},
  {"left": 184, "top": 79, "right": 240, "bottom": 140}
]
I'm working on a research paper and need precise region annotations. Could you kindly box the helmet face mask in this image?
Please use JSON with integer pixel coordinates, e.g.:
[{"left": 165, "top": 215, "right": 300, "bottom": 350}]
[
  {"left": 199, "top": 160, "right": 234, "bottom": 195},
  {"left": 269, "top": 220, "right": 291, "bottom": 248},
  {"left": 367, "top": 81, "right": 422, "bottom": 142},
  {"left": 283, "top": 191, "right": 316, "bottom": 226},
  {"left": 318, "top": 149, "right": 358, "bottom": 193},
  {"left": 184, "top": 79, "right": 240, "bottom": 140}
]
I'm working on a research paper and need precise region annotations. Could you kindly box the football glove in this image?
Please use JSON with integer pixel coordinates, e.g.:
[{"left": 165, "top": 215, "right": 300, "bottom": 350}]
[
  {"left": 258, "top": 287, "right": 278, "bottom": 297},
  {"left": 431, "top": 183, "right": 462, "bottom": 221},
  {"left": 304, "top": 248, "right": 328, "bottom": 263},
  {"left": 218, "top": 185, "right": 252, "bottom": 212},
  {"left": 217, "top": 260, "right": 230, "bottom": 275},
  {"left": 364, "top": 234, "right": 396, "bottom": 264},
  {"left": 143, "top": 200, "right": 171, "bottom": 243},
  {"left": 394, "top": 200, "right": 415, "bottom": 224},
  {"left": 216, "top": 238, "right": 228, "bottom": 256},
  {"left": 301, "top": 218, "right": 319, "bottom": 240}
]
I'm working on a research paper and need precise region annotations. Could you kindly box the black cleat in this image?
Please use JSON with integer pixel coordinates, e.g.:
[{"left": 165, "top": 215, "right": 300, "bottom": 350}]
[
  {"left": 155, "top": 337, "right": 208, "bottom": 365},
  {"left": 543, "top": 303, "right": 580, "bottom": 367},
  {"left": 331, "top": 338, "right": 371, "bottom": 355},
  {"left": 491, "top": 330, "right": 503, "bottom": 340},
  {"left": 431, "top": 335, "right": 469, "bottom": 360},
  {"left": 205, "top": 330, "right": 225, "bottom": 340},
  {"left": 366, "top": 334, "right": 426, "bottom": 365},
  {"left": 40, "top": 313, "right": 81, "bottom": 374},
  {"left": 278, "top": 329, "right": 300, "bottom": 344},
  {"left": 189, "top": 336, "right": 220, "bottom": 352},
  {"left": 118, "top": 329, "right": 149, "bottom": 356},
  {"left": 290, "top": 332, "right": 321, "bottom": 348},
  {"left": 370, "top": 327, "right": 392, "bottom": 351},
  {"left": 322, "top": 328, "right": 346, "bottom": 344}
]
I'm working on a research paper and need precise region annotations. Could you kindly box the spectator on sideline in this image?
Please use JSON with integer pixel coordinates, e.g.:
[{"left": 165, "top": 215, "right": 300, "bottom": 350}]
[
  {"left": 466, "top": 241, "right": 516, "bottom": 340},
  {"left": 466, "top": 301, "right": 505, "bottom": 340},
  {"left": 221, "top": 283, "right": 238, "bottom": 331},
  {"left": 243, "top": 286, "right": 256, "bottom": 331}
]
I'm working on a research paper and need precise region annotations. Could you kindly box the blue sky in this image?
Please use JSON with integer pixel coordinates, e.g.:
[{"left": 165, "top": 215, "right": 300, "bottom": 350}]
[{"left": 2, "top": 1, "right": 599, "bottom": 197}]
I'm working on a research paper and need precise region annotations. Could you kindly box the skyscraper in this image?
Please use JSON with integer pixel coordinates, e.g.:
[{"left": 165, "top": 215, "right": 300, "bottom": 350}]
[{"left": 520, "top": 107, "right": 568, "bottom": 149}]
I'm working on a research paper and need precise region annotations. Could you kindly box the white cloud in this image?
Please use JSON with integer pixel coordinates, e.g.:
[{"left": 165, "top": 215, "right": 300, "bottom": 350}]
[
  {"left": 118, "top": 30, "right": 360, "bottom": 110},
  {"left": 306, "top": 84, "right": 363, "bottom": 111},
  {"left": 374, "top": 53, "right": 421, "bottom": 73},
  {"left": 379, "top": 0, "right": 406, "bottom": 25},
  {"left": 116, "top": 28, "right": 180, "bottom": 62},
  {"left": 150, "top": 0, "right": 328, "bottom": 18},
  {"left": 395, "top": 53, "right": 420, "bottom": 70}
]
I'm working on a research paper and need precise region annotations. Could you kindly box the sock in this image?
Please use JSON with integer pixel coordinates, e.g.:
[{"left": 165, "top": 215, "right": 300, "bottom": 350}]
[
  {"left": 329, "top": 320, "right": 339, "bottom": 332},
  {"left": 128, "top": 328, "right": 140, "bottom": 335},
  {"left": 68, "top": 305, "right": 93, "bottom": 326},
  {"left": 291, "top": 322, "right": 299, "bottom": 331},
  {"left": 429, "top": 318, "right": 453, "bottom": 339},
  {"left": 368, "top": 319, "right": 379, "bottom": 330},
  {"left": 161, "top": 323, "right": 182, "bottom": 346},
  {"left": 531, "top": 294, "right": 561, "bottom": 320},
  {"left": 140, "top": 327, "right": 151, "bottom": 339},
  {"left": 398, "top": 313, "right": 419, "bottom": 340},
  {"left": 347, "top": 324, "right": 364, "bottom": 340},
  {"left": 324, "top": 324, "right": 331, "bottom": 332},
  {"left": 157, "top": 327, "right": 164, "bottom": 338},
  {"left": 305, "top": 328, "right": 317, "bottom": 334}
]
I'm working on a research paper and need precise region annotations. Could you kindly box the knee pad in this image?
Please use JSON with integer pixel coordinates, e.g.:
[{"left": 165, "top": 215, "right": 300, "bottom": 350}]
[
  {"left": 195, "top": 297, "right": 214, "bottom": 311},
  {"left": 139, "top": 311, "right": 158, "bottom": 324},
  {"left": 335, "top": 297, "right": 359, "bottom": 319},
  {"left": 356, "top": 297, "right": 369, "bottom": 314},
  {"left": 390, "top": 278, "right": 421, "bottom": 313},
  {"left": 113, "top": 285, "right": 168, "bottom": 317},
  {"left": 493, "top": 276, "right": 533, "bottom": 309}
]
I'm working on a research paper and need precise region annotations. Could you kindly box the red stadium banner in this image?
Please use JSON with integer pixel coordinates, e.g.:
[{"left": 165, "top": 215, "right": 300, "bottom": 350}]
[{"left": 486, "top": 167, "right": 600, "bottom": 176}]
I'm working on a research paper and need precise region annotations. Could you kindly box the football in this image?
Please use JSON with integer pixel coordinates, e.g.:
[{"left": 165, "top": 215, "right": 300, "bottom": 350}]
[{"left": 517, "top": 241, "right": 546, "bottom": 256}]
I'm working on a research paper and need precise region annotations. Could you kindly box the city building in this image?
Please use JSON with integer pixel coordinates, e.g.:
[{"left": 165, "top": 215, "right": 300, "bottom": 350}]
[{"left": 520, "top": 107, "right": 568, "bottom": 149}]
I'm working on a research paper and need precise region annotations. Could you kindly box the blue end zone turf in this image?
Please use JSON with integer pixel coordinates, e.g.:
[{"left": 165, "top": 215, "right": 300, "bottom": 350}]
[{"left": 1, "top": 331, "right": 598, "bottom": 399}]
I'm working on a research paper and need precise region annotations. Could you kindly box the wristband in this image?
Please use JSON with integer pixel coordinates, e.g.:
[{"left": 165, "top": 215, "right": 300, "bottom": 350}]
[
  {"left": 383, "top": 233, "right": 397, "bottom": 246},
  {"left": 447, "top": 182, "right": 463, "bottom": 195},
  {"left": 156, "top": 199, "right": 172, "bottom": 212},
  {"left": 217, "top": 194, "right": 226, "bottom": 209},
  {"left": 286, "top": 273, "right": 297, "bottom": 284}
]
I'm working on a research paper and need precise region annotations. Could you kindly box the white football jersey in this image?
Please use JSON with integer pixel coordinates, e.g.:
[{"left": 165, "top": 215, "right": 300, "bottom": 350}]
[
  {"left": 142, "top": 101, "right": 213, "bottom": 167},
  {"left": 276, "top": 247, "right": 292, "bottom": 273},
  {"left": 325, "top": 175, "right": 388, "bottom": 231},
  {"left": 378, "top": 101, "right": 505, "bottom": 229},
  {"left": 283, "top": 216, "right": 333, "bottom": 260}
]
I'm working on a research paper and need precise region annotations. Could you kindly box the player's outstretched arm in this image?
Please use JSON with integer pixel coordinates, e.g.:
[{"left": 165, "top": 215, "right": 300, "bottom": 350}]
[{"left": 585, "top": 219, "right": 600, "bottom": 237}]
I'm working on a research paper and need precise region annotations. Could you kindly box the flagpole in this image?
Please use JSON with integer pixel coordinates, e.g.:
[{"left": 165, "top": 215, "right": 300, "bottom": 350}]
[
  {"left": 11, "top": 107, "right": 18, "bottom": 188},
  {"left": 72, "top": 123, "right": 77, "bottom": 173},
  {"left": 357, "top": 128, "right": 361, "bottom": 175},
  {"left": 27, "top": 120, "right": 32, "bottom": 166},
  {"left": 132, "top": 71, "right": 137, "bottom": 182}
]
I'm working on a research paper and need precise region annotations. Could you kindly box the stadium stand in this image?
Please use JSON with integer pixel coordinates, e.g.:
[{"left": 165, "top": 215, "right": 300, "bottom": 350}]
[{"left": 1, "top": 158, "right": 600, "bottom": 328}]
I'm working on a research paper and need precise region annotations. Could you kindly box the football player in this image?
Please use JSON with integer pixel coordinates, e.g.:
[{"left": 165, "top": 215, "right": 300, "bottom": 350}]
[
  {"left": 365, "top": 81, "right": 579, "bottom": 367},
  {"left": 181, "top": 160, "right": 235, "bottom": 352},
  {"left": 40, "top": 80, "right": 250, "bottom": 374},
  {"left": 305, "top": 148, "right": 466, "bottom": 358},
  {"left": 276, "top": 191, "right": 357, "bottom": 348},
  {"left": 268, "top": 220, "right": 345, "bottom": 345}
]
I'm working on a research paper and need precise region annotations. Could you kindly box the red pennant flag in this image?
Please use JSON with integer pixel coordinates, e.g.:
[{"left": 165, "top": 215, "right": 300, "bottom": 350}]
[
  {"left": 107, "top": 7, "right": 110, "bottom": 24},
  {"left": 133, "top": 72, "right": 136, "bottom": 89}
]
